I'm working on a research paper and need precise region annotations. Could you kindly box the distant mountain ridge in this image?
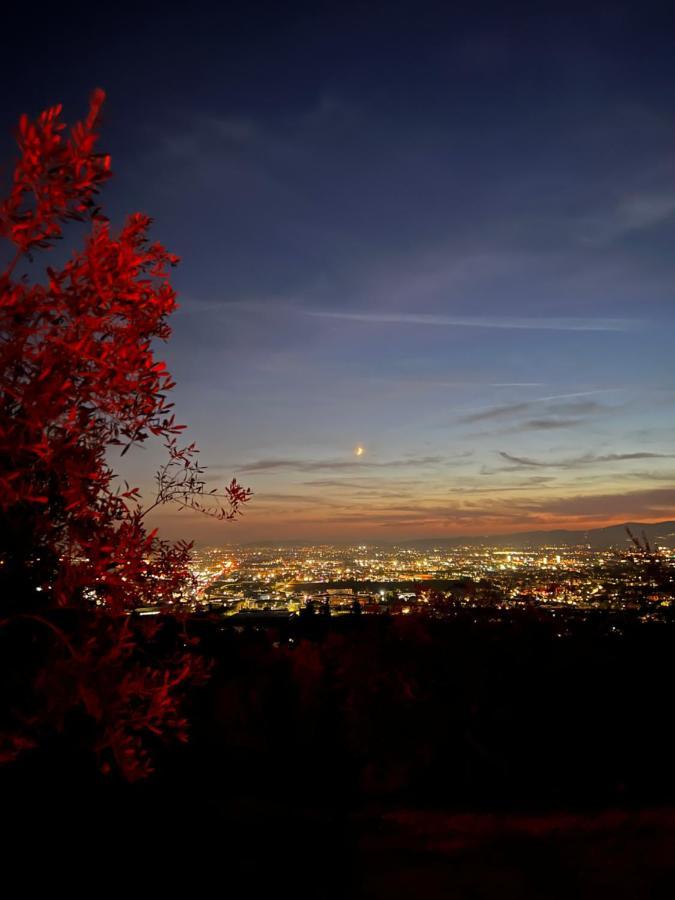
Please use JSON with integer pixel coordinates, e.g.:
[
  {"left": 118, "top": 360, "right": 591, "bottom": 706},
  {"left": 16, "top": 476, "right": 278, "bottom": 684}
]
[
  {"left": 400, "top": 520, "right": 675, "bottom": 550},
  {"left": 232, "top": 520, "right": 675, "bottom": 550}
]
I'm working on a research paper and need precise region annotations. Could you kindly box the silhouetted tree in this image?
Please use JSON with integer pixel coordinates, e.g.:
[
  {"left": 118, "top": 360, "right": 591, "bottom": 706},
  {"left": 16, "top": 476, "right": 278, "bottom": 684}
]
[
  {"left": 0, "top": 92, "right": 250, "bottom": 777},
  {"left": 626, "top": 527, "right": 675, "bottom": 607}
]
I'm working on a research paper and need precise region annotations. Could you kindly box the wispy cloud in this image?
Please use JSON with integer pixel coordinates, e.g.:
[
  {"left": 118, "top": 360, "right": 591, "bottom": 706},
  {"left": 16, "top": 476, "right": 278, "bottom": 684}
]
[
  {"left": 516, "top": 417, "right": 584, "bottom": 431},
  {"left": 523, "top": 487, "right": 675, "bottom": 518},
  {"left": 458, "top": 394, "right": 612, "bottom": 425},
  {"left": 300, "top": 478, "right": 420, "bottom": 489},
  {"left": 231, "top": 455, "right": 450, "bottom": 474},
  {"left": 460, "top": 401, "right": 532, "bottom": 423},
  {"left": 581, "top": 191, "right": 675, "bottom": 245},
  {"left": 250, "top": 492, "right": 335, "bottom": 505},
  {"left": 306, "top": 310, "right": 640, "bottom": 332},
  {"left": 495, "top": 450, "right": 674, "bottom": 470}
]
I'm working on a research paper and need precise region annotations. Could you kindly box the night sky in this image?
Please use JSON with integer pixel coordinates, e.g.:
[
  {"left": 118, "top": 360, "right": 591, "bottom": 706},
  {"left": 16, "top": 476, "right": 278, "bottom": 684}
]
[{"left": 4, "top": 2, "right": 675, "bottom": 542}]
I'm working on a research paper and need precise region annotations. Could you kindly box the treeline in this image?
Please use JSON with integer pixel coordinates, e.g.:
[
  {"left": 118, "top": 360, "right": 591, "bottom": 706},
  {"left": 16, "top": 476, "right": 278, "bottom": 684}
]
[{"left": 179, "top": 611, "right": 675, "bottom": 811}]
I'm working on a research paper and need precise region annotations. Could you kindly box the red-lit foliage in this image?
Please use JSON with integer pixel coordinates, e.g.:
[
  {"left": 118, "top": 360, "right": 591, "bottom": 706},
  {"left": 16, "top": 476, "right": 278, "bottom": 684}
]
[{"left": 0, "top": 92, "right": 250, "bottom": 778}]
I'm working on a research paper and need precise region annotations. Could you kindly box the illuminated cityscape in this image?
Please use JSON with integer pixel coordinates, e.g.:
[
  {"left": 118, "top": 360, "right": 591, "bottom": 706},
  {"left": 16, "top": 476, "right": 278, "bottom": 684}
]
[{"left": 168, "top": 539, "right": 675, "bottom": 620}]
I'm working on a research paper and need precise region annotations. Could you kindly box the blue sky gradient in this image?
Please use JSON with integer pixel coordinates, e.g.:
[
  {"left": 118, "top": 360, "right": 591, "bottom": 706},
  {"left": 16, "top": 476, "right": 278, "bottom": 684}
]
[{"left": 3, "top": 2, "right": 675, "bottom": 540}]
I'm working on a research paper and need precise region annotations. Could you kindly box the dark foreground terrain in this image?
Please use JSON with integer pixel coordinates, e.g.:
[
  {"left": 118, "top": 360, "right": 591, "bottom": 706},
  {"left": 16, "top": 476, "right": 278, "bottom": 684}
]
[{"left": 5, "top": 609, "right": 675, "bottom": 897}]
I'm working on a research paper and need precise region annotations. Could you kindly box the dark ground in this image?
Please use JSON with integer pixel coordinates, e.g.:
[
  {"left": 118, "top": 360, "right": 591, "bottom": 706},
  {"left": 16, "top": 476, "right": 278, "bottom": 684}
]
[{"left": 4, "top": 610, "right": 675, "bottom": 897}]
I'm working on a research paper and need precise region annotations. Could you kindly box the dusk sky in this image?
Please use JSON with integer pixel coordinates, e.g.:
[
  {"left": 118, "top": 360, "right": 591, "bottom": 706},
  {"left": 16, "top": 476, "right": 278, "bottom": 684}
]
[{"left": 4, "top": 2, "right": 675, "bottom": 542}]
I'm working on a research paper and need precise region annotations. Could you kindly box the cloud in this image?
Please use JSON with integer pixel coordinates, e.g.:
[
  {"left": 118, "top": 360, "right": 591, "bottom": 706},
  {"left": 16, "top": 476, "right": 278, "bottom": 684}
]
[
  {"left": 300, "top": 478, "right": 420, "bottom": 489},
  {"left": 524, "top": 487, "right": 675, "bottom": 518},
  {"left": 496, "top": 450, "right": 674, "bottom": 470},
  {"left": 617, "top": 470, "right": 675, "bottom": 483},
  {"left": 231, "top": 455, "right": 448, "bottom": 474},
  {"left": 314, "top": 486, "right": 675, "bottom": 528},
  {"left": 488, "top": 413, "right": 604, "bottom": 434},
  {"left": 458, "top": 394, "right": 611, "bottom": 425},
  {"left": 250, "top": 492, "right": 335, "bottom": 505},
  {"left": 306, "top": 310, "right": 640, "bottom": 332},
  {"left": 513, "top": 418, "right": 583, "bottom": 431},
  {"left": 459, "top": 401, "right": 532, "bottom": 423},
  {"left": 444, "top": 476, "right": 557, "bottom": 494},
  {"left": 581, "top": 191, "right": 675, "bottom": 245}
]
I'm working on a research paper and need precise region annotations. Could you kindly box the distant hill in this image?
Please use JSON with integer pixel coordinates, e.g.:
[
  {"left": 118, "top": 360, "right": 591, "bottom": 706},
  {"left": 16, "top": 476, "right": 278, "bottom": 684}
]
[
  {"left": 227, "top": 520, "right": 675, "bottom": 550},
  {"left": 400, "top": 520, "right": 675, "bottom": 550}
]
